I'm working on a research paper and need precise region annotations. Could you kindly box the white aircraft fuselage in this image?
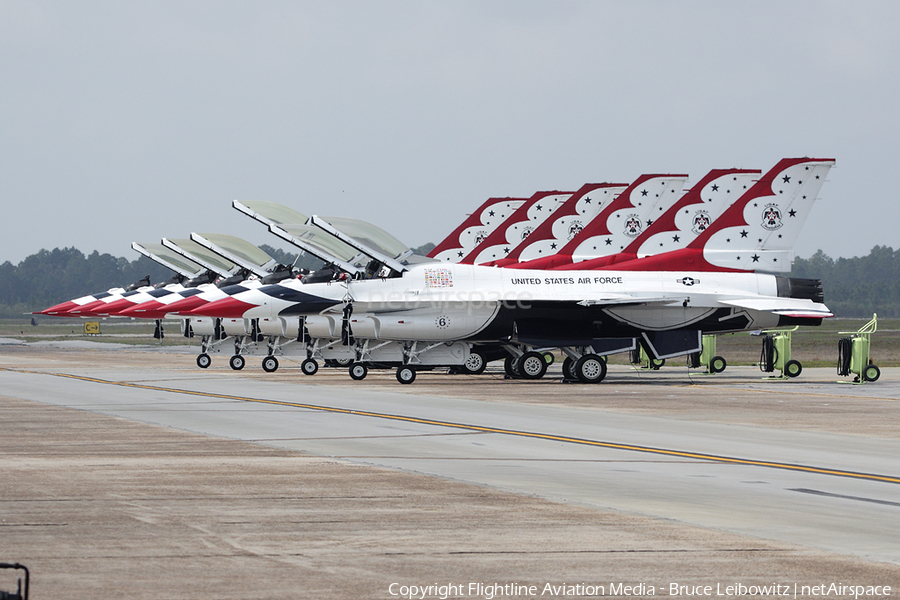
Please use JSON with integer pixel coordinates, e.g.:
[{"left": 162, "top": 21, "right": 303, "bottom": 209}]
[{"left": 197, "top": 263, "right": 830, "bottom": 348}]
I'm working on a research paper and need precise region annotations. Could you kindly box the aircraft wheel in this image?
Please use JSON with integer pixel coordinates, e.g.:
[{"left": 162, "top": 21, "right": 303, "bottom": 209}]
[
  {"left": 519, "top": 351, "right": 548, "bottom": 380},
  {"left": 301, "top": 358, "right": 319, "bottom": 376},
  {"left": 262, "top": 356, "right": 279, "bottom": 373},
  {"left": 349, "top": 362, "right": 368, "bottom": 381},
  {"left": 503, "top": 355, "right": 521, "bottom": 378},
  {"left": 196, "top": 353, "right": 211, "bottom": 369},
  {"left": 396, "top": 365, "right": 417, "bottom": 384},
  {"left": 709, "top": 355, "right": 727, "bottom": 374},
  {"left": 575, "top": 354, "right": 607, "bottom": 384},
  {"left": 335, "top": 358, "right": 353, "bottom": 367},
  {"left": 229, "top": 355, "right": 245, "bottom": 370},
  {"left": 542, "top": 351, "right": 555, "bottom": 365},
  {"left": 649, "top": 357, "right": 665, "bottom": 370},
  {"left": 562, "top": 356, "right": 576, "bottom": 380},
  {"left": 784, "top": 359, "right": 802, "bottom": 378},
  {"left": 863, "top": 363, "right": 881, "bottom": 382},
  {"left": 462, "top": 350, "right": 487, "bottom": 375}
]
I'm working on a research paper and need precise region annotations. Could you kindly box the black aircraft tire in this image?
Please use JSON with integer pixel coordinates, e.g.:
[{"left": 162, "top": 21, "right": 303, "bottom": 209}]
[
  {"left": 562, "top": 356, "right": 574, "bottom": 380},
  {"left": 349, "top": 362, "right": 368, "bottom": 381},
  {"left": 863, "top": 364, "right": 881, "bottom": 382},
  {"left": 262, "top": 356, "right": 279, "bottom": 373},
  {"left": 504, "top": 356, "right": 521, "bottom": 379},
  {"left": 784, "top": 359, "right": 802, "bottom": 378},
  {"left": 575, "top": 354, "right": 607, "bottom": 384},
  {"left": 396, "top": 366, "right": 416, "bottom": 384},
  {"left": 229, "top": 355, "right": 245, "bottom": 371},
  {"left": 196, "top": 353, "right": 211, "bottom": 369},
  {"left": 462, "top": 350, "right": 487, "bottom": 375},
  {"left": 519, "top": 351, "right": 548, "bottom": 380},
  {"left": 301, "top": 358, "right": 319, "bottom": 376},
  {"left": 710, "top": 355, "right": 727, "bottom": 374}
]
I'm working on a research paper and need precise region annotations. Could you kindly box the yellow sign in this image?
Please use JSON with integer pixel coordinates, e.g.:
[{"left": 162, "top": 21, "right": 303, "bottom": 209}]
[{"left": 84, "top": 322, "right": 100, "bottom": 335}]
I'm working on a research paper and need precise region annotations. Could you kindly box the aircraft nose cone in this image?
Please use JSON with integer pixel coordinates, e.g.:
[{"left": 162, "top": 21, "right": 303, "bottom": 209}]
[
  {"left": 38, "top": 300, "right": 78, "bottom": 315},
  {"left": 190, "top": 296, "right": 256, "bottom": 318}
]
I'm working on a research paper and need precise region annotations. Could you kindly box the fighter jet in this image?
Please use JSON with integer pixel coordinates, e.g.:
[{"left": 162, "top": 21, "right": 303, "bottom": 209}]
[
  {"left": 187, "top": 244, "right": 830, "bottom": 384},
  {"left": 198, "top": 158, "right": 832, "bottom": 379},
  {"left": 37, "top": 276, "right": 152, "bottom": 316}
]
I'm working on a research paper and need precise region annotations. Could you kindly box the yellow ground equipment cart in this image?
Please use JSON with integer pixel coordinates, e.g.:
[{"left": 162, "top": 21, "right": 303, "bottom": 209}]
[{"left": 837, "top": 314, "right": 880, "bottom": 384}]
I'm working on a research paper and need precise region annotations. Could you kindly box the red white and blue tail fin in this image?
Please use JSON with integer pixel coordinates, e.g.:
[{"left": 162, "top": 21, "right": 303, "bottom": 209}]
[
  {"left": 568, "top": 174, "right": 688, "bottom": 262},
  {"left": 492, "top": 183, "right": 627, "bottom": 266},
  {"left": 632, "top": 169, "right": 761, "bottom": 258},
  {"left": 555, "top": 169, "right": 760, "bottom": 270},
  {"left": 428, "top": 197, "right": 527, "bottom": 263},
  {"left": 611, "top": 158, "right": 834, "bottom": 272},
  {"left": 460, "top": 191, "right": 573, "bottom": 265}
]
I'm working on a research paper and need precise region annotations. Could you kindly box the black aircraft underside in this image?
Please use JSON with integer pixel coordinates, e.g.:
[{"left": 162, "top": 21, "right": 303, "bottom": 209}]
[{"left": 466, "top": 301, "right": 822, "bottom": 347}]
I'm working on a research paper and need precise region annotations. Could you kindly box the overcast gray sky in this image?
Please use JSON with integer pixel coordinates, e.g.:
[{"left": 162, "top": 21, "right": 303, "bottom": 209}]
[{"left": 2, "top": 1, "right": 897, "bottom": 265}]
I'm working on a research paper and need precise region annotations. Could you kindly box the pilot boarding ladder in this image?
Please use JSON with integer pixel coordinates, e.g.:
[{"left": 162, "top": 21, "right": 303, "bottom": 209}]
[{"left": 837, "top": 314, "right": 880, "bottom": 384}]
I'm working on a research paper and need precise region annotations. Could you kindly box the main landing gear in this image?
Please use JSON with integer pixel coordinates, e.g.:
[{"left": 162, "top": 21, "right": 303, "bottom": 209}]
[
  {"left": 562, "top": 354, "right": 608, "bottom": 383},
  {"left": 504, "top": 351, "right": 553, "bottom": 380}
]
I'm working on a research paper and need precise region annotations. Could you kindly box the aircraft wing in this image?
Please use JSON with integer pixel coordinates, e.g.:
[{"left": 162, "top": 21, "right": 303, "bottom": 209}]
[{"left": 718, "top": 297, "right": 833, "bottom": 318}]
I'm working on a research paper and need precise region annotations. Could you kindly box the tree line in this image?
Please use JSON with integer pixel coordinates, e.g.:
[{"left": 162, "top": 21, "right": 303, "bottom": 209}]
[
  {"left": 1, "top": 244, "right": 895, "bottom": 319},
  {"left": 790, "top": 245, "right": 899, "bottom": 318},
  {"left": 0, "top": 245, "right": 316, "bottom": 318}
]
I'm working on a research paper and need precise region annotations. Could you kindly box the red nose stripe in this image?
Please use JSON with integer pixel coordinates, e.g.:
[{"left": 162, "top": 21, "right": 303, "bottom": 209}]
[
  {"left": 119, "top": 300, "right": 166, "bottom": 319},
  {"left": 39, "top": 301, "right": 79, "bottom": 315},
  {"left": 190, "top": 296, "right": 256, "bottom": 318},
  {"left": 162, "top": 295, "right": 210, "bottom": 315},
  {"left": 88, "top": 298, "right": 134, "bottom": 316}
]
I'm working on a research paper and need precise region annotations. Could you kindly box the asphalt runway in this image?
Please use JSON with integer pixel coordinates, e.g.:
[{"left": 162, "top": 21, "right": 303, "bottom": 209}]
[{"left": 2, "top": 343, "right": 899, "bottom": 598}]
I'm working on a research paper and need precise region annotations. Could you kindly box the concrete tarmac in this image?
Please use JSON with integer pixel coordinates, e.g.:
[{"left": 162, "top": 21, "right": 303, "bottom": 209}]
[{"left": 1, "top": 343, "right": 899, "bottom": 599}]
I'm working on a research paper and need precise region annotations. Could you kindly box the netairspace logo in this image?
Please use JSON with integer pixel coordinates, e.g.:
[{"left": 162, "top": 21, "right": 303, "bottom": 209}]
[{"left": 387, "top": 581, "right": 893, "bottom": 599}]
